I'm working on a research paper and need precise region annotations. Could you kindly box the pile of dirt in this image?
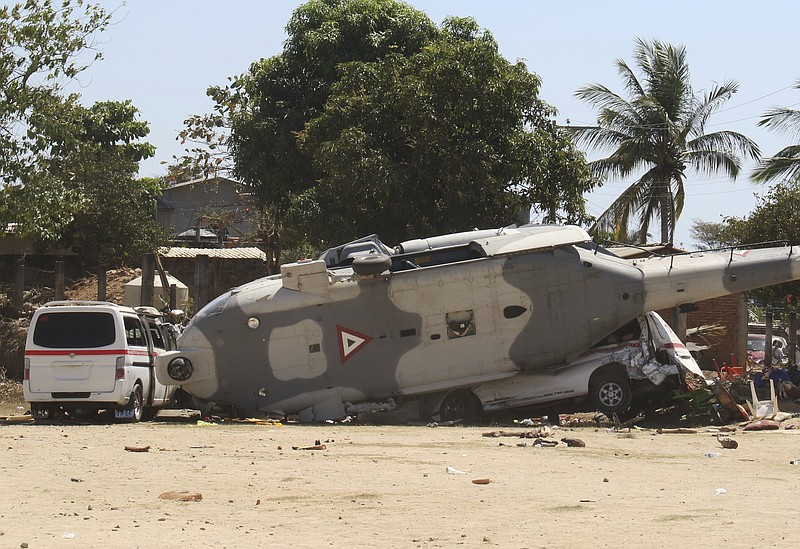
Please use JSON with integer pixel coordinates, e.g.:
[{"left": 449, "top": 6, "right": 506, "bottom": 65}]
[{"left": 65, "top": 267, "right": 139, "bottom": 304}]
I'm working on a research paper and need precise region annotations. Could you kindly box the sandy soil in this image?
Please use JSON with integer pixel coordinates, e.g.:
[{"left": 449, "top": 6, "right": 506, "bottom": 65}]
[{"left": 1, "top": 418, "right": 799, "bottom": 549}]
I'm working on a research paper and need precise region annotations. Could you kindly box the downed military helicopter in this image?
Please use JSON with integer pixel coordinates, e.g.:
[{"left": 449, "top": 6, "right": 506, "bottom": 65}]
[{"left": 155, "top": 225, "right": 800, "bottom": 421}]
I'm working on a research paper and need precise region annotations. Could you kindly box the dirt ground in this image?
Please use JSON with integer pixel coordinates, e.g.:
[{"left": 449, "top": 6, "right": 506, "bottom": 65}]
[{"left": 1, "top": 414, "right": 799, "bottom": 549}]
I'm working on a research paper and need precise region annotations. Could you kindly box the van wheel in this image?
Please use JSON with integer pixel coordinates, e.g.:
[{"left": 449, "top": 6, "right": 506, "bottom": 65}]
[
  {"left": 31, "top": 403, "right": 51, "bottom": 420},
  {"left": 590, "top": 373, "right": 632, "bottom": 417},
  {"left": 438, "top": 390, "right": 480, "bottom": 423},
  {"left": 127, "top": 384, "right": 144, "bottom": 423}
]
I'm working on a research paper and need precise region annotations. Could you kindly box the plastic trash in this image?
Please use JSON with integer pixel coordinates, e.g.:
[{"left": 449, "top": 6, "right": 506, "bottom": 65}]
[
  {"left": 705, "top": 452, "right": 722, "bottom": 459},
  {"left": 62, "top": 533, "right": 76, "bottom": 539},
  {"left": 446, "top": 466, "right": 467, "bottom": 475},
  {"left": 714, "top": 488, "right": 727, "bottom": 495},
  {"left": 790, "top": 460, "right": 800, "bottom": 465}
]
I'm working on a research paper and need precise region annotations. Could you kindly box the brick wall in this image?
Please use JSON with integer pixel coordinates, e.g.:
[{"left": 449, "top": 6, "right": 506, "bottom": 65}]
[{"left": 658, "top": 293, "right": 747, "bottom": 370}]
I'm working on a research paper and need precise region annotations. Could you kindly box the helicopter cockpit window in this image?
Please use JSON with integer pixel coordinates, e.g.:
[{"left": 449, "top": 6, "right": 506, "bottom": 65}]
[{"left": 446, "top": 310, "right": 476, "bottom": 339}]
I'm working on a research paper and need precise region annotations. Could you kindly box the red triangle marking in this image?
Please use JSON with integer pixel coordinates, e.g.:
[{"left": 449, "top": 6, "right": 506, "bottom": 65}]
[{"left": 337, "top": 325, "right": 373, "bottom": 364}]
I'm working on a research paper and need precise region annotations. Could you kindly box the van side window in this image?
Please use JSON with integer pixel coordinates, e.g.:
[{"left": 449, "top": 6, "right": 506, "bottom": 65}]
[
  {"left": 149, "top": 325, "right": 166, "bottom": 350},
  {"left": 124, "top": 316, "right": 147, "bottom": 347}
]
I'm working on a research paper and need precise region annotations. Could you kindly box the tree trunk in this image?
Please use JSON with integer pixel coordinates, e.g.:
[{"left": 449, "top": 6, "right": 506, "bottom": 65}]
[{"left": 659, "top": 178, "right": 671, "bottom": 245}]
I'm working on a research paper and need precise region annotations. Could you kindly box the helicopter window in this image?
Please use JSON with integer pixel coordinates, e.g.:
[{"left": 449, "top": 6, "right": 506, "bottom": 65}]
[
  {"left": 446, "top": 310, "right": 476, "bottom": 339},
  {"left": 309, "top": 343, "right": 321, "bottom": 353},
  {"left": 503, "top": 305, "right": 527, "bottom": 319}
]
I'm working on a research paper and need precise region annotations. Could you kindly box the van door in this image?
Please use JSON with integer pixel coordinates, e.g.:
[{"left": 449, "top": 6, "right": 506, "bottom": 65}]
[
  {"left": 27, "top": 310, "right": 119, "bottom": 395},
  {"left": 123, "top": 315, "right": 152, "bottom": 393},
  {"left": 644, "top": 312, "right": 704, "bottom": 378},
  {"left": 142, "top": 316, "right": 174, "bottom": 406}
]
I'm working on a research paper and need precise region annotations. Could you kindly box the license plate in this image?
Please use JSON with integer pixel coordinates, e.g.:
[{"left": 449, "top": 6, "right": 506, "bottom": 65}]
[{"left": 115, "top": 409, "right": 134, "bottom": 418}]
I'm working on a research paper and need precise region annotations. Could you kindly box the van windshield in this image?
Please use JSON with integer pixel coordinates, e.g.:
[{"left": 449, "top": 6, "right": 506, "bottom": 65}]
[{"left": 33, "top": 312, "right": 116, "bottom": 348}]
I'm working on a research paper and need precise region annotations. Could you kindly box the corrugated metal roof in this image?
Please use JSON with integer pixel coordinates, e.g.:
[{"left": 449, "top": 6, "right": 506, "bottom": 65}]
[{"left": 159, "top": 246, "right": 266, "bottom": 260}]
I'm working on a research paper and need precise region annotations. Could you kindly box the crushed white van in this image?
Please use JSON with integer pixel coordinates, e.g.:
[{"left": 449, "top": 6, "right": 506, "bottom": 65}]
[
  {"left": 471, "top": 311, "right": 706, "bottom": 419},
  {"left": 24, "top": 301, "right": 179, "bottom": 421}
]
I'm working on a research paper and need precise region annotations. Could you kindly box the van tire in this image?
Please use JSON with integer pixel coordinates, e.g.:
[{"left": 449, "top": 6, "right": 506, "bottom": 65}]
[
  {"left": 438, "top": 390, "right": 481, "bottom": 423},
  {"left": 127, "top": 384, "right": 144, "bottom": 423},
  {"left": 590, "top": 373, "right": 632, "bottom": 417},
  {"left": 31, "top": 403, "right": 51, "bottom": 420}
]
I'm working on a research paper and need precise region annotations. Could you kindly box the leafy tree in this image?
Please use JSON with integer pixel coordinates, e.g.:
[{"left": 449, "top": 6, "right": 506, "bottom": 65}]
[
  {"left": 0, "top": 1, "right": 166, "bottom": 267},
  {"left": 573, "top": 38, "right": 759, "bottom": 245},
  {"left": 688, "top": 218, "right": 736, "bottom": 250},
  {"left": 46, "top": 99, "right": 166, "bottom": 266},
  {"left": 295, "top": 16, "right": 595, "bottom": 244},
  {"left": 752, "top": 79, "right": 800, "bottom": 184},
  {"left": 0, "top": 0, "right": 110, "bottom": 186},
  {"left": 721, "top": 182, "right": 800, "bottom": 302},
  {"left": 186, "top": 0, "right": 595, "bottom": 267}
]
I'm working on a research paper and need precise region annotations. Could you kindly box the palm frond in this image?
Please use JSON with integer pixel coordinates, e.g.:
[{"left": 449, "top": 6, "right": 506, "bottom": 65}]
[
  {"left": 751, "top": 145, "right": 800, "bottom": 183},
  {"left": 684, "top": 149, "right": 741, "bottom": 178},
  {"left": 758, "top": 107, "right": 800, "bottom": 137}
]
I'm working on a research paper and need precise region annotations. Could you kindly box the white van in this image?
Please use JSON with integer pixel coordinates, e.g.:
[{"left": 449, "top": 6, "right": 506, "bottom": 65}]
[{"left": 24, "top": 301, "right": 178, "bottom": 421}]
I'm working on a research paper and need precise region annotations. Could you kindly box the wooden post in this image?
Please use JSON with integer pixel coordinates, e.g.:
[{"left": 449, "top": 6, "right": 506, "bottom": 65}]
[
  {"left": 54, "top": 259, "right": 65, "bottom": 300},
  {"left": 194, "top": 254, "right": 209, "bottom": 313},
  {"left": 169, "top": 283, "right": 177, "bottom": 310},
  {"left": 671, "top": 306, "right": 687, "bottom": 340},
  {"left": 141, "top": 253, "right": 155, "bottom": 307},
  {"left": 765, "top": 310, "right": 773, "bottom": 367},
  {"left": 790, "top": 311, "right": 797, "bottom": 368},
  {"left": 97, "top": 263, "right": 107, "bottom": 302},
  {"left": 13, "top": 257, "right": 25, "bottom": 311}
]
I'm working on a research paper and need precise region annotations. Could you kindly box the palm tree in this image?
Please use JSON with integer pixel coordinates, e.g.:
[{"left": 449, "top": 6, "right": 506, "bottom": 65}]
[
  {"left": 573, "top": 38, "right": 760, "bottom": 244},
  {"left": 752, "top": 79, "right": 800, "bottom": 183}
]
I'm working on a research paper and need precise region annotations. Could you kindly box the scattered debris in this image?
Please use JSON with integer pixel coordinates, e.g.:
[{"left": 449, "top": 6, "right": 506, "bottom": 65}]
[
  {"left": 743, "top": 419, "right": 781, "bottom": 431},
  {"left": 482, "top": 425, "right": 553, "bottom": 439},
  {"left": 705, "top": 452, "right": 722, "bottom": 459},
  {"left": 533, "top": 438, "right": 558, "bottom": 447},
  {"left": 714, "top": 488, "right": 727, "bottom": 495},
  {"left": 716, "top": 435, "right": 738, "bottom": 449},
  {"left": 446, "top": 466, "right": 467, "bottom": 475},
  {"left": 124, "top": 445, "right": 151, "bottom": 453},
  {"left": 155, "top": 409, "right": 201, "bottom": 422},
  {"left": 656, "top": 428, "right": 697, "bottom": 434},
  {"left": 158, "top": 491, "right": 203, "bottom": 502},
  {"left": 70, "top": 477, "right": 83, "bottom": 483},
  {"left": 471, "top": 478, "right": 492, "bottom": 485},
  {"left": 561, "top": 437, "right": 586, "bottom": 447},
  {"left": 292, "top": 439, "right": 326, "bottom": 450}
]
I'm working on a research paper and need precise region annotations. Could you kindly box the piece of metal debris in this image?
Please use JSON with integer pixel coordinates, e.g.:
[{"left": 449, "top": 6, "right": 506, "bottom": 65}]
[
  {"left": 124, "top": 445, "right": 151, "bottom": 453},
  {"left": 472, "top": 478, "right": 492, "bottom": 485}
]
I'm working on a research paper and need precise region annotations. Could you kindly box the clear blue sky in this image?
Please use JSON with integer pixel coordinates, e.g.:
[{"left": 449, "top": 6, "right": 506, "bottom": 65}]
[{"left": 68, "top": 0, "right": 800, "bottom": 247}]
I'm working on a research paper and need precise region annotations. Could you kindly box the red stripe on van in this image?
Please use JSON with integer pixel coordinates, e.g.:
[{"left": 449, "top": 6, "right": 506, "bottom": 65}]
[{"left": 25, "top": 349, "right": 150, "bottom": 356}]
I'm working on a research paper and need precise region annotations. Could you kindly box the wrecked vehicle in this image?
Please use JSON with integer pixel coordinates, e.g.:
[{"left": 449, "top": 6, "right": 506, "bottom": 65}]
[
  {"left": 154, "top": 224, "right": 800, "bottom": 421},
  {"left": 473, "top": 311, "right": 702, "bottom": 419}
]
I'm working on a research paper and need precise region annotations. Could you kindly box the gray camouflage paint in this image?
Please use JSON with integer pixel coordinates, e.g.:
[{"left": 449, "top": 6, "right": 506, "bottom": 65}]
[{"left": 157, "top": 227, "right": 800, "bottom": 417}]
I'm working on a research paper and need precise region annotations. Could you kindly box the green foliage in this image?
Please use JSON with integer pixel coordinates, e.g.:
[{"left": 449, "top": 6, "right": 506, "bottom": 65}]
[
  {"left": 0, "top": 0, "right": 110, "bottom": 185},
  {"left": 187, "top": 0, "right": 595, "bottom": 255},
  {"left": 44, "top": 99, "right": 167, "bottom": 266},
  {"left": 574, "top": 38, "right": 759, "bottom": 245},
  {"left": 752, "top": 79, "right": 800, "bottom": 184},
  {"left": 722, "top": 181, "right": 800, "bottom": 302},
  {"left": 0, "top": 1, "right": 165, "bottom": 267},
  {"left": 688, "top": 218, "right": 737, "bottom": 250}
]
